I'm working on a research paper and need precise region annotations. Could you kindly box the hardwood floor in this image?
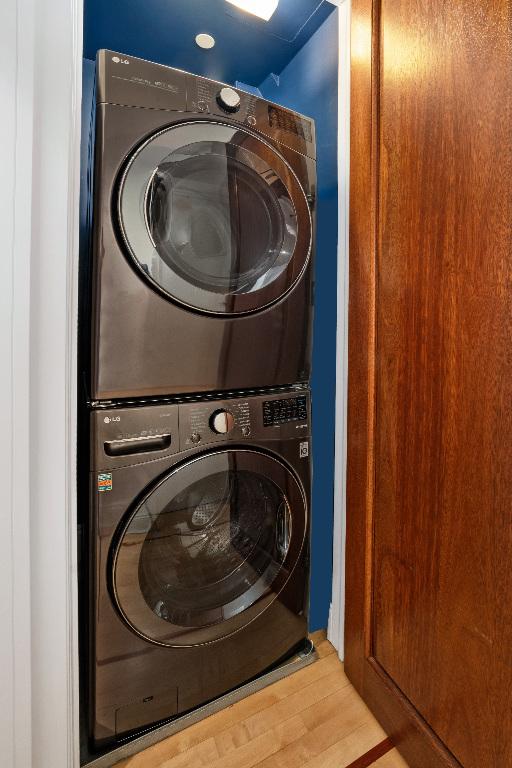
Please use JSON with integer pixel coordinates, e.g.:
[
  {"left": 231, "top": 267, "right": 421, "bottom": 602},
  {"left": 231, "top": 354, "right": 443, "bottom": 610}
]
[{"left": 114, "top": 632, "right": 409, "bottom": 768}]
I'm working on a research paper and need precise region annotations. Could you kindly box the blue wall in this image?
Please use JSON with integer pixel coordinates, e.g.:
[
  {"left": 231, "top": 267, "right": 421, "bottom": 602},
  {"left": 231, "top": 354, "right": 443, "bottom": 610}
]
[
  {"left": 83, "top": 0, "right": 334, "bottom": 87},
  {"left": 260, "top": 11, "right": 339, "bottom": 632}
]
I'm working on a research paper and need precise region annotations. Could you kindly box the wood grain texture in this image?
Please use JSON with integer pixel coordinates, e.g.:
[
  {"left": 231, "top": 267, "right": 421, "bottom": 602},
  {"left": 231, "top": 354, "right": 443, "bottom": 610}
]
[
  {"left": 344, "top": 0, "right": 375, "bottom": 696},
  {"left": 346, "top": 0, "right": 512, "bottom": 767},
  {"left": 113, "top": 637, "right": 392, "bottom": 768}
]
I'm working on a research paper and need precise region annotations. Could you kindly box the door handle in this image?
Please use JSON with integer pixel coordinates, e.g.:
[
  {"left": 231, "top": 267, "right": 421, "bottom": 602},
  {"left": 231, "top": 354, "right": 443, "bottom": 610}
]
[
  {"left": 276, "top": 501, "right": 292, "bottom": 558},
  {"left": 104, "top": 433, "right": 172, "bottom": 457}
]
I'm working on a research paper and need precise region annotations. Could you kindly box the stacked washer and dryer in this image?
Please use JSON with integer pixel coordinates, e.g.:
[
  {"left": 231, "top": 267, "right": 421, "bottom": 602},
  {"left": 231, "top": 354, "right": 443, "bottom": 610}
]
[{"left": 84, "top": 50, "right": 316, "bottom": 753}]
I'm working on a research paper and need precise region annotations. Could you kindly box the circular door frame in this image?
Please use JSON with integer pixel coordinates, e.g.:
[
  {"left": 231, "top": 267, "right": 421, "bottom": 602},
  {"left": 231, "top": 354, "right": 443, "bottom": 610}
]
[
  {"left": 111, "top": 448, "right": 308, "bottom": 648},
  {"left": 116, "top": 120, "right": 312, "bottom": 316}
]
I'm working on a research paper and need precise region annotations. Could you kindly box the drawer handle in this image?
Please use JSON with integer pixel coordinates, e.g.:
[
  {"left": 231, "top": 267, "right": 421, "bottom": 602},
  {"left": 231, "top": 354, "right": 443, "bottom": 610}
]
[{"left": 104, "top": 433, "right": 172, "bottom": 457}]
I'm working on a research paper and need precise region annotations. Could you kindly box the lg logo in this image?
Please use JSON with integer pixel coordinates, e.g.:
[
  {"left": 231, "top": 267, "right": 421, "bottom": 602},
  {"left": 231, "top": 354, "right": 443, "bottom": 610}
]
[
  {"left": 299, "top": 442, "right": 309, "bottom": 459},
  {"left": 112, "top": 56, "right": 129, "bottom": 65},
  {"left": 104, "top": 416, "right": 121, "bottom": 424}
]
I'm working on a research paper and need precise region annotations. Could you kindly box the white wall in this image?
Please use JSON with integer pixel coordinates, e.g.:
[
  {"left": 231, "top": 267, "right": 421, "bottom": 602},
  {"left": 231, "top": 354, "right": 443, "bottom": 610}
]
[
  {"left": 328, "top": 0, "right": 350, "bottom": 658},
  {"left": 30, "top": 0, "right": 82, "bottom": 761},
  {"left": 3, "top": 0, "right": 82, "bottom": 766},
  {"left": 1, "top": 0, "right": 35, "bottom": 764}
]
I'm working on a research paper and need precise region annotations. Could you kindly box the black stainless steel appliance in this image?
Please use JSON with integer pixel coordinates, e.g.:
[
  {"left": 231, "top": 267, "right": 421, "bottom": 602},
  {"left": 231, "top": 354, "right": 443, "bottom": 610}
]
[
  {"left": 89, "top": 50, "right": 316, "bottom": 402},
  {"left": 88, "top": 388, "right": 311, "bottom": 749}
]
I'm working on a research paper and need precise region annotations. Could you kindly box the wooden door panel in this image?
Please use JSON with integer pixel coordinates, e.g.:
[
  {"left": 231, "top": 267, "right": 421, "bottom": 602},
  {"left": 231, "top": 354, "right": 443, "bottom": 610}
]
[{"left": 346, "top": 1, "right": 512, "bottom": 767}]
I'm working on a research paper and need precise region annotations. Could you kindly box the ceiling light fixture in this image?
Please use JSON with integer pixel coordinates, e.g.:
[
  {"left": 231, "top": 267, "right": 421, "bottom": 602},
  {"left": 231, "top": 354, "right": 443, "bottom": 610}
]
[
  {"left": 226, "top": 0, "right": 279, "bottom": 22},
  {"left": 195, "top": 33, "right": 216, "bottom": 49}
]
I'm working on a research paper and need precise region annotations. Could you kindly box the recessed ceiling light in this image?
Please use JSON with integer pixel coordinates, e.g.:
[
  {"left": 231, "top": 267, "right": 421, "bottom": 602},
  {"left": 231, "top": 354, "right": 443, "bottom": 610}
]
[
  {"left": 195, "top": 33, "right": 216, "bottom": 49},
  {"left": 226, "top": 0, "right": 279, "bottom": 22}
]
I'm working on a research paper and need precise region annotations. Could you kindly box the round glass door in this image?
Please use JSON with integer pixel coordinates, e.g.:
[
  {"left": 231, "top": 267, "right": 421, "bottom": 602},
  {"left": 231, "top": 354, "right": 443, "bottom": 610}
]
[
  {"left": 117, "top": 122, "right": 312, "bottom": 314},
  {"left": 111, "top": 450, "right": 307, "bottom": 647}
]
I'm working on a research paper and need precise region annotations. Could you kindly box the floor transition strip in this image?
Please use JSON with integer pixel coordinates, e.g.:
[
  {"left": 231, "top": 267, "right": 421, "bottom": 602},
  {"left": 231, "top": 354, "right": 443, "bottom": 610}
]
[{"left": 345, "top": 737, "right": 394, "bottom": 768}]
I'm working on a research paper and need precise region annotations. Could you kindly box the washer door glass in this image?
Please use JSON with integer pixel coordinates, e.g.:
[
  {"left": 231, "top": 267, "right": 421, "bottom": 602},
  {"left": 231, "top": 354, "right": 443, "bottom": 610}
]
[
  {"left": 118, "top": 122, "right": 312, "bottom": 314},
  {"left": 112, "top": 450, "right": 307, "bottom": 647}
]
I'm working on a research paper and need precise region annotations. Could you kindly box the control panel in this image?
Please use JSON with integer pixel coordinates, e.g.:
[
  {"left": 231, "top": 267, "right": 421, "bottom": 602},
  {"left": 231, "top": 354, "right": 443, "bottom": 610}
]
[
  {"left": 188, "top": 77, "right": 258, "bottom": 127},
  {"left": 96, "top": 50, "right": 315, "bottom": 159},
  {"left": 180, "top": 399, "right": 252, "bottom": 449},
  {"left": 263, "top": 395, "right": 308, "bottom": 427},
  {"left": 92, "top": 391, "right": 310, "bottom": 469},
  {"left": 268, "top": 106, "right": 313, "bottom": 143},
  {"left": 178, "top": 392, "right": 309, "bottom": 448}
]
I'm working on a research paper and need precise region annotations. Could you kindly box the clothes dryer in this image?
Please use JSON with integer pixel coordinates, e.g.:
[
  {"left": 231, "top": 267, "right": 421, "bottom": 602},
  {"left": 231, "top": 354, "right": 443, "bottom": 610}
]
[{"left": 89, "top": 50, "right": 316, "bottom": 401}]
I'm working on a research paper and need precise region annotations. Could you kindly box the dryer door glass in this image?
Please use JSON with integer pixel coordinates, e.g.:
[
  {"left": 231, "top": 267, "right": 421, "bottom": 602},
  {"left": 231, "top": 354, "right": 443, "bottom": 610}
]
[
  {"left": 112, "top": 450, "right": 307, "bottom": 647},
  {"left": 118, "top": 122, "right": 312, "bottom": 314}
]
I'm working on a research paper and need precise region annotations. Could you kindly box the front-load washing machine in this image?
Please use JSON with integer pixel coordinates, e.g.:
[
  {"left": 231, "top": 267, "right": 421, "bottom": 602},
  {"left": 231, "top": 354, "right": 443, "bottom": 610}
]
[
  {"left": 88, "top": 50, "right": 316, "bottom": 402},
  {"left": 87, "top": 388, "right": 311, "bottom": 749}
]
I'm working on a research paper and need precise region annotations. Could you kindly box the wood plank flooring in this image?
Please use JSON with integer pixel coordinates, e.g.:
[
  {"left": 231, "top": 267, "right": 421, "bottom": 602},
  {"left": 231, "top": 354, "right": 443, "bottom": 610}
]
[{"left": 114, "top": 632, "right": 409, "bottom": 768}]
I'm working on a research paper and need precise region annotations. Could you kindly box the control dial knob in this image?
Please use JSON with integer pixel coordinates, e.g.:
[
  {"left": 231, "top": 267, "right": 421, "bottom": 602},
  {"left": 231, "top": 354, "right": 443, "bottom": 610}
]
[
  {"left": 217, "top": 87, "right": 241, "bottom": 113},
  {"left": 210, "top": 410, "right": 235, "bottom": 434}
]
